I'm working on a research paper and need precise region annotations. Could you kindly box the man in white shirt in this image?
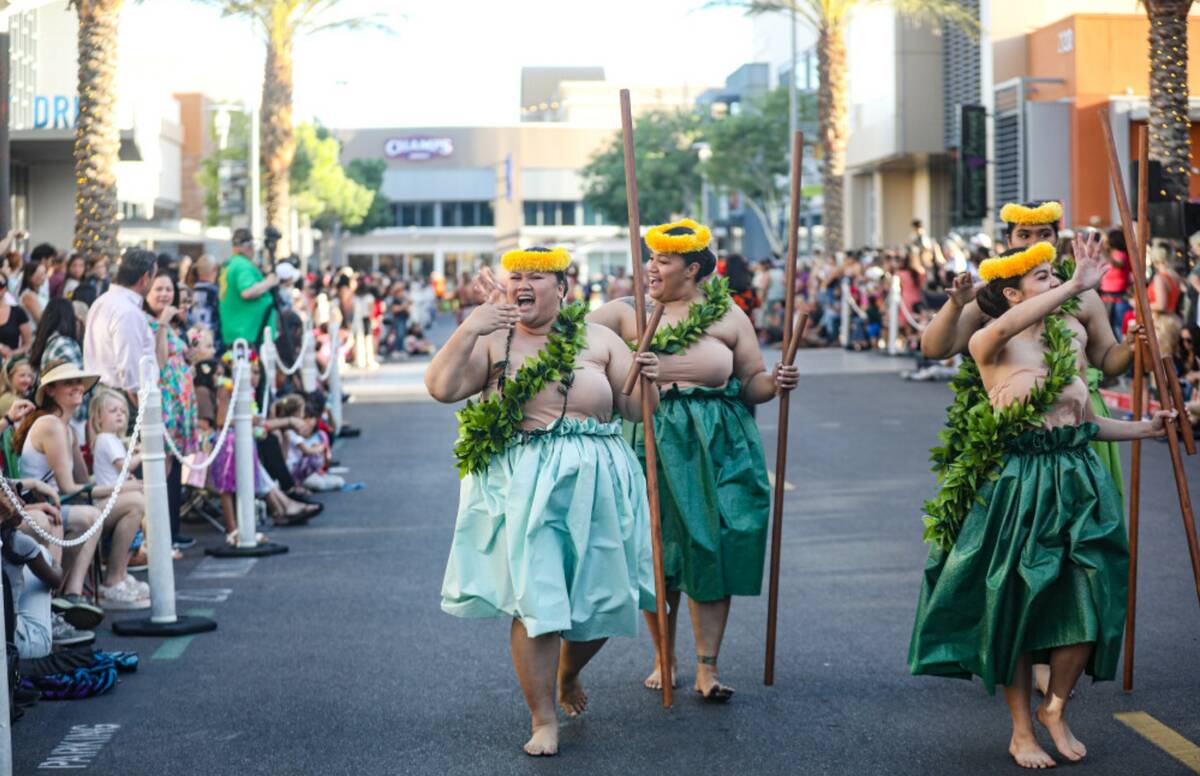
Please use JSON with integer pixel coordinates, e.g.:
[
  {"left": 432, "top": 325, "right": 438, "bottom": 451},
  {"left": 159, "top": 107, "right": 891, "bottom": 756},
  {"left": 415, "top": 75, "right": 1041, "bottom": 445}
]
[{"left": 83, "top": 249, "right": 156, "bottom": 412}]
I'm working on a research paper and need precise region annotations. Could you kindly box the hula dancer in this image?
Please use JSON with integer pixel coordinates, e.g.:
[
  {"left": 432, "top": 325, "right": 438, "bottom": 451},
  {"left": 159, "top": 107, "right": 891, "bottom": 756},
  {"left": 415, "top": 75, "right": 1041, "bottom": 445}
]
[
  {"left": 589, "top": 219, "right": 799, "bottom": 701},
  {"left": 427, "top": 247, "right": 659, "bottom": 757},
  {"left": 908, "top": 235, "right": 1172, "bottom": 769}
]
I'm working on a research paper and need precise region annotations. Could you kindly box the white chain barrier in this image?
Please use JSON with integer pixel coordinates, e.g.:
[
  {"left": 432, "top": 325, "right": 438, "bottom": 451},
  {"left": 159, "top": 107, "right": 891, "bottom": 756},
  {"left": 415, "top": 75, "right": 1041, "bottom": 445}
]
[
  {"left": 162, "top": 356, "right": 243, "bottom": 470},
  {"left": 2, "top": 379, "right": 150, "bottom": 549},
  {"left": 272, "top": 326, "right": 308, "bottom": 376},
  {"left": 899, "top": 297, "right": 928, "bottom": 332},
  {"left": 844, "top": 290, "right": 870, "bottom": 320}
]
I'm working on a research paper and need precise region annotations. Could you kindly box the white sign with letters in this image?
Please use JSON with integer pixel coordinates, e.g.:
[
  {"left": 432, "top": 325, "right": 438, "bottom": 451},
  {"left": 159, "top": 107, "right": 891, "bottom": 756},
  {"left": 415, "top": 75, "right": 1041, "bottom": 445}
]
[{"left": 384, "top": 136, "right": 454, "bottom": 161}]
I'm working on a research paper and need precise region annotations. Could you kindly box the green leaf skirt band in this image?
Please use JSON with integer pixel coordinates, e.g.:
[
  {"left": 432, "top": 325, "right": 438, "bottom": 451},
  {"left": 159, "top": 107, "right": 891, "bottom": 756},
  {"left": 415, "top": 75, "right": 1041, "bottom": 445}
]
[
  {"left": 625, "top": 379, "right": 772, "bottom": 602},
  {"left": 441, "top": 417, "right": 656, "bottom": 641},
  {"left": 909, "top": 422, "right": 1129, "bottom": 694}
]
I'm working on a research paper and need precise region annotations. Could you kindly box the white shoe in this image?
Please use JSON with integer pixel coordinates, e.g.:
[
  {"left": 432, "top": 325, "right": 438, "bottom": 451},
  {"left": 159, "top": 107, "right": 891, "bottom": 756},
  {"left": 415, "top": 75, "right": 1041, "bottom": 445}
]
[
  {"left": 51, "top": 613, "right": 95, "bottom": 647},
  {"left": 100, "top": 578, "right": 150, "bottom": 610},
  {"left": 122, "top": 574, "right": 150, "bottom": 598},
  {"left": 303, "top": 472, "right": 344, "bottom": 491}
]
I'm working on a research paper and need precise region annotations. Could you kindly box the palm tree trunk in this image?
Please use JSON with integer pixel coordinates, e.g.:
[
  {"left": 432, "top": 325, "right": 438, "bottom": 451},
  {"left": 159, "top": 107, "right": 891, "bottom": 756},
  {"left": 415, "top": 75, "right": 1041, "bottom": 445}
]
[
  {"left": 73, "top": 0, "right": 123, "bottom": 262},
  {"left": 818, "top": 21, "right": 848, "bottom": 255},
  {"left": 1146, "top": 0, "right": 1194, "bottom": 202},
  {"left": 262, "top": 3, "right": 295, "bottom": 255}
]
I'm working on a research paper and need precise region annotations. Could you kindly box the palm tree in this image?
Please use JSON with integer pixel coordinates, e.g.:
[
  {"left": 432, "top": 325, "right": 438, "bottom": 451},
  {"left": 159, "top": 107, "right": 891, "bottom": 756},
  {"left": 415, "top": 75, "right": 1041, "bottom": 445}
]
[
  {"left": 199, "top": 1, "right": 386, "bottom": 254},
  {"left": 1144, "top": 0, "right": 1194, "bottom": 203},
  {"left": 708, "top": 0, "right": 975, "bottom": 254},
  {"left": 69, "top": 0, "right": 124, "bottom": 263}
]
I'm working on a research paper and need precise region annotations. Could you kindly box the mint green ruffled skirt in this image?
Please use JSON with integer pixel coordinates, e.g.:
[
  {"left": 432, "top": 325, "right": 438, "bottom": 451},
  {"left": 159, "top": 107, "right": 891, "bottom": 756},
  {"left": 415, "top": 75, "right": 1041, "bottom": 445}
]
[{"left": 441, "top": 417, "right": 656, "bottom": 641}]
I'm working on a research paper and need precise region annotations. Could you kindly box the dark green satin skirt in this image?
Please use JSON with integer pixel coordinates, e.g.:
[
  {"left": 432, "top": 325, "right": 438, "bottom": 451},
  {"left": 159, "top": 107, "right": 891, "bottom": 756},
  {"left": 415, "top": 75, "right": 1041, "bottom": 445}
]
[
  {"left": 908, "top": 423, "right": 1129, "bottom": 694},
  {"left": 626, "top": 380, "right": 771, "bottom": 602},
  {"left": 1087, "top": 367, "right": 1124, "bottom": 505}
]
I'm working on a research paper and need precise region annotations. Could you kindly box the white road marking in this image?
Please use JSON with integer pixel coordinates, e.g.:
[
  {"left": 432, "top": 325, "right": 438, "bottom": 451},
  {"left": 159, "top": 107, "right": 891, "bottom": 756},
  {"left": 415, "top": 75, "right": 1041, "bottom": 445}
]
[{"left": 38, "top": 724, "right": 120, "bottom": 770}]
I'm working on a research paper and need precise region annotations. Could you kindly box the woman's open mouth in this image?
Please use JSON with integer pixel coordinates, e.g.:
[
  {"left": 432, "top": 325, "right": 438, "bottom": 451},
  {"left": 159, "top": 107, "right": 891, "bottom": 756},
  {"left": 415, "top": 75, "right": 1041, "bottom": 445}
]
[{"left": 516, "top": 291, "right": 535, "bottom": 312}]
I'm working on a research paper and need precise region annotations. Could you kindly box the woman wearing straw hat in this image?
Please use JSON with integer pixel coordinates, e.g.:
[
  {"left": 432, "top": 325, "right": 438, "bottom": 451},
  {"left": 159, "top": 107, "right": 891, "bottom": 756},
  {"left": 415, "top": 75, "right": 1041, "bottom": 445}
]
[
  {"left": 589, "top": 218, "right": 800, "bottom": 702},
  {"left": 427, "top": 246, "right": 659, "bottom": 757},
  {"left": 15, "top": 359, "right": 149, "bottom": 612}
]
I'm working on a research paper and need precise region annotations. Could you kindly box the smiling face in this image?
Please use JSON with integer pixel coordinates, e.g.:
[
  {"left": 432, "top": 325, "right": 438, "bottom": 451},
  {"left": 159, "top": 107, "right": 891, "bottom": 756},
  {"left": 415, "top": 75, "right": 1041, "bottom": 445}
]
[
  {"left": 45, "top": 377, "right": 87, "bottom": 412},
  {"left": 1007, "top": 223, "right": 1057, "bottom": 249},
  {"left": 646, "top": 252, "right": 700, "bottom": 302},
  {"left": 10, "top": 364, "right": 34, "bottom": 395},
  {"left": 505, "top": 271, "right": 565, "bottom": 326},
  {"left": 67, "top": 257, "right": 85, "bottom": 280},
  {"left": 146, "top": 274, "right": 175, "bottom": 315}
]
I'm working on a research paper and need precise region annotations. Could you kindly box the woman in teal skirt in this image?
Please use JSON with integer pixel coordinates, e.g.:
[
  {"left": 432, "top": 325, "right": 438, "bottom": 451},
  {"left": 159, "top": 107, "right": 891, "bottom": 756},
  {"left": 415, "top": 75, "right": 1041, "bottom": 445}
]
[
  {"left": 589, "top": 219, "right": 799, "bottom": 701},
  {"left": 427, "top": 246, "right": 659, "bottom": 757},
  {"left": 908, "top": 237, "right": 1172, "bottom": 769}
]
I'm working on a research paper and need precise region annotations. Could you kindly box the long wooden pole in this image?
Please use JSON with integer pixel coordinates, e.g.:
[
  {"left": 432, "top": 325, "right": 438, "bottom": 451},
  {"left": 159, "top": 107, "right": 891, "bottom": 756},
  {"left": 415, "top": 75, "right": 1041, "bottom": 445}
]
[
  {"left": 621, "top": 89, "right": 672, "bottom": 708},
  {"left": 1124, "top": 337, "right": 1145, "bottom": 692},
  {"left": 764, "top": 130, "right": 805, "bottom": 686},
  {"left": 1098, "top": 113, "right": 1200, "bottom": 609},
  {"left": 622, "top": 304, "right": 665, "bottom": 395}
]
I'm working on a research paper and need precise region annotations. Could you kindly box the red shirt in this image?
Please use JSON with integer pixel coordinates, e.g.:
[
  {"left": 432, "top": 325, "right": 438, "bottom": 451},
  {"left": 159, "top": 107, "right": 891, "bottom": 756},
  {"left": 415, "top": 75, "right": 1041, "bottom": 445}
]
[{"left": 1099, "top": 251, "right": 1131, "bottom": 297}]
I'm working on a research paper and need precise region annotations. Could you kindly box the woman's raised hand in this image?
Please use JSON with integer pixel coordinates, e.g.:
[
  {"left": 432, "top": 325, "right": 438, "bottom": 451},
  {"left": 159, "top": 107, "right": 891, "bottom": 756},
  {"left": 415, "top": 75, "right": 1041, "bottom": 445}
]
[
  {"left": 1071, "top": 231, "right": 1109, "bottom": 291},
  {"left": 463, "top": 267, "right": 519, "bottom": 336},
  {"left": 949, "top": 273, "right": 983, "bottom": 307}
]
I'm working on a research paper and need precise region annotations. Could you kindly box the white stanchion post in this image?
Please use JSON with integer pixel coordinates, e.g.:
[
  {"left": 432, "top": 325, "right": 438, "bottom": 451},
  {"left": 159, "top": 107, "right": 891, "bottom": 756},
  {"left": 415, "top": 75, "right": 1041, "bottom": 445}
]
[
  {"left": 112, "top": 359, "right": 216, "bottom": 637},
  {"left": 0, "top": 535, "right": 11, "bottom": 776},
  {"left": 887, "top": 274, "right": 900, "bottom": 356},
  {"left": 301, "top": 327, "right": 318, "bottom": 393},
  {"left": 233, "top": 350, "right": 257, "bottom": 549},
  {"left": 260, "top": 326, "right": 276, "bottom": 382},
  {"left": 329, "top": 323, "right": 344, "bottom": 433},
  {"left": 839, "top": 277, "right": 851, "bottom": 349},
  {"left": 206, "top": 341, "right": 286, "bottom": 559}
]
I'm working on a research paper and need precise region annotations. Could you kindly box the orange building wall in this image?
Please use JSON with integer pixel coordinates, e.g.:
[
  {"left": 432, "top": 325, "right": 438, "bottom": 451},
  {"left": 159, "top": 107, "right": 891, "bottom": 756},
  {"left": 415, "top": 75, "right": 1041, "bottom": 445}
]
[
  {"left": 1025, "top": 15, "right": 1200, "bottom": 226},
  {"left": 174, "top": 93, "right": 211, "bottom": 222}
]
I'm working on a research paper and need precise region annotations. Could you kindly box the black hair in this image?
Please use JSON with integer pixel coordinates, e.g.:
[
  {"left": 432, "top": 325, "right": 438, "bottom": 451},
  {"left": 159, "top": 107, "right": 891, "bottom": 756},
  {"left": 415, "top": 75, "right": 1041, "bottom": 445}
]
[
  {"left": 30, "top": 243, "right": 56, "bottom": 263},
  {"left": 723, "top": 254, "right": 754, "bottom": 293},
  {"left": 116, "top": 249, "right": 157, "bottom": 287},
  {"left": 663, "top": 225, "right": 716, "bottom": 280},
  {"left": 232, "top": 228, "right": 253, "bottom": 248},
  {"left": 976, "top": 247, "right": 1034, "bottom": 319},
  {"left": 1003, "top": 201, "right": 1060, "bottom": 238},
  {"left": 29, "top": 299, "right": 80, "bottom": 370},
  {"left": 1107, "top": 228, "right": 1126, "bottom": 253}
]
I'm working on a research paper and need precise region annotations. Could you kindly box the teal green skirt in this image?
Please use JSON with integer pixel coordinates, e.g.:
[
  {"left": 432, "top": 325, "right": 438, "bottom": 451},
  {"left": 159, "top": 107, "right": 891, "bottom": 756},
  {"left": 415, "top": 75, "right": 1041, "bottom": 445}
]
[
  {"left": 909, "top": 423, "right": 1129, "bottom": 694},
  {"left": 441, "top": 417, "right": 655, "bottom": 642},
  {"left": 626, "top": 380, "right": 771, "bottom": 602},
  {"left": 1087, "top": 368, "right": 1124, "bottom": 505}
]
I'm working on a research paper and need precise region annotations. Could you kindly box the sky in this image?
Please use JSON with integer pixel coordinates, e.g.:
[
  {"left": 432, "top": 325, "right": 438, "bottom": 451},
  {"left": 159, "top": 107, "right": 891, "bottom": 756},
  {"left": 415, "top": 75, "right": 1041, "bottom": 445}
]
[{"left": 119, "top": 0, "right": 757, "bottom": 128}]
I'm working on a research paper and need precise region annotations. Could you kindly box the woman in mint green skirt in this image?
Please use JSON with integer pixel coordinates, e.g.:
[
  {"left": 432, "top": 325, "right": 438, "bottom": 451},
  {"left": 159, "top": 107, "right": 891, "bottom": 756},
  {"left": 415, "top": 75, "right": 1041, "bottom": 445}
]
[
  {"left": 908, "top": 237, "right": 1172, "bottom": 769},
  {"left": 427, "top": 247, "right": 660, "bottom": 757},
  {"left": 589, "top": 219, "right": 799, "bottom": 702}
]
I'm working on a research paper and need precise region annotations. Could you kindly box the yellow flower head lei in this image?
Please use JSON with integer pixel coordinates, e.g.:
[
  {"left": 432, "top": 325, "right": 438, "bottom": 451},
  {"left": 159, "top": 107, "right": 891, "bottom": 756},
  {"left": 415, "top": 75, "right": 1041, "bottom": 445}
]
[
  {"left": 500, "top": 246, "right": 571, "bottom": 273},
  {"left": 979, "top": 241, "right": 1057, "bottom": 282},
  {"left": 999, "top": 200, "right": 1063, "bottom": 226},
  {"left": 645, "top": 218, "right": 712, "bottom": 255}
]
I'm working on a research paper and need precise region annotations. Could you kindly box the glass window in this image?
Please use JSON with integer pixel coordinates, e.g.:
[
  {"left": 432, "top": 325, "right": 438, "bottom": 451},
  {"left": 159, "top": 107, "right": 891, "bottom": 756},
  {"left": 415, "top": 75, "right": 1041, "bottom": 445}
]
[
  {"left": 460, "top": 202, "right": 478, "bottom": 227},
  {"left": 541, "top": 201, "right": 557, "bottom": 226},
  {"left": 441, "top": 202, "right": 459, "bottom": 227},
  {"left": 418, "top": 203, "right": 434, "bottom": 227},
  {"left": 480, "top": 201, "right": 495, "bottom": 226},
  {"left": 560, "top": 201, "right": 577, "bottom": 226},
  {"left": 524, "top": 202, "right": 538, "bottom": 226}
]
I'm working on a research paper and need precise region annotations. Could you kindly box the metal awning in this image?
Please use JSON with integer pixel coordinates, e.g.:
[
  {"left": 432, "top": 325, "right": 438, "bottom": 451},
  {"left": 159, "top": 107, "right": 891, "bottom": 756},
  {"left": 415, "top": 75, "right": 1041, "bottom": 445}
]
[{"left": 9, "top": 128, "right": 141, "bottom": 163}]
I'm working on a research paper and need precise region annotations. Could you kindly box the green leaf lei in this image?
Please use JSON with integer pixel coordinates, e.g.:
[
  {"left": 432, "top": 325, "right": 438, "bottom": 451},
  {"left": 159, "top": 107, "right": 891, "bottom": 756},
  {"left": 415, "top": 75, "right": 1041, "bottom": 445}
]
[
  {"left": 452, "top": 302, "right": 589, "bottom": 478},
  {"left": 1054, "top": 255, "right": 1081, "bottom": 315},
  {"left": 631, "top": 275, "right": 732, "bottom": 355},
  {"left": 921, "top": 314, "right": 1079, "bottom": 551}
]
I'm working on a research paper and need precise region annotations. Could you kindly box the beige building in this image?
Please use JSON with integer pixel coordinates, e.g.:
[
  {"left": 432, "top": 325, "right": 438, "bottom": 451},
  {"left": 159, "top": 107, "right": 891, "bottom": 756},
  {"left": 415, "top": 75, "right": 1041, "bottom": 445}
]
[
  {"left": 335, "top": 124, "right": 630, "bottom": 281},
  {"left": 519, "top": 66, "right": 713, "bottom": 124}
]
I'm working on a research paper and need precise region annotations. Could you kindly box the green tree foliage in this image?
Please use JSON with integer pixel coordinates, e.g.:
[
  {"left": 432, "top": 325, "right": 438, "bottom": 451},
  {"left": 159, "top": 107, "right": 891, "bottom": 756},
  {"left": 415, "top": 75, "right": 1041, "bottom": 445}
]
[
  {"left": 196, "top": 109, "right": 251, "bottom": 227},
  {"left": 345, "top": 158, "right": 394, "bottom": 233},
  {"left": 580, "top": 109, "right": 703, "bottom": 226},
  {"left": 289, "top": 123, "right": 374, "bottom": 229}
]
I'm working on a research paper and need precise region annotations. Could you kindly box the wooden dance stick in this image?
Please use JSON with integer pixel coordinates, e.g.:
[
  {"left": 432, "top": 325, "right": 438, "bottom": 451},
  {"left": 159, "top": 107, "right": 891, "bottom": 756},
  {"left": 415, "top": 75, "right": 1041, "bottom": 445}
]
[
  {"left": 765, "top": 130, "right": 805, "bottom": 686},
  {"left": 1124, "top": 338, "right": 1146, "bottom": 692},
  {"left": 621, "top": 88, "right": 672, "bottom": 708},
  {"left": 1164, "top": 359, "right": 1196, "bottom": 456},
  {"left": 783, "top": 312, "right": 810, "bottom": 367},
  {"left": 1099, "top": 113, "right": 1200, "bottom": 610},
  {"left": 622, "top": 303, "right": 665, "bottom": 396}
]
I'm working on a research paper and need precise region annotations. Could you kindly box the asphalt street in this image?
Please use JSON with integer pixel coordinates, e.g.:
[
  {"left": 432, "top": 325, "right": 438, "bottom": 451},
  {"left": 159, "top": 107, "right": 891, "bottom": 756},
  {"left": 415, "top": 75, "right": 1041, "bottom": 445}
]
[{"left": 10, "top": 355, "right": 1200, "bottom": 775}]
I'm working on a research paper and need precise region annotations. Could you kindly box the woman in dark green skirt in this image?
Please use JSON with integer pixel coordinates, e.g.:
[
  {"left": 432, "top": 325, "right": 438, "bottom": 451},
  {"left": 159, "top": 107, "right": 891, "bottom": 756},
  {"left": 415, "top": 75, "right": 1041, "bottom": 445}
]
[
  {"left": 589, "top": 218, "right": 798, "bottom": 701},
  {"left": 909, "top": 236, "right": 1172, "bottom": 769}
]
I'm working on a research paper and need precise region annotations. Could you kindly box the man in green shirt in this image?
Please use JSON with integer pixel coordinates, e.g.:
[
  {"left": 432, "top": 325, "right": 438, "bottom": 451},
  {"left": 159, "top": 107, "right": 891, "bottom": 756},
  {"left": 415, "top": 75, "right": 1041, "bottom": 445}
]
[{"left": 220, "top": 228, "right": 278, "bottom": 345}]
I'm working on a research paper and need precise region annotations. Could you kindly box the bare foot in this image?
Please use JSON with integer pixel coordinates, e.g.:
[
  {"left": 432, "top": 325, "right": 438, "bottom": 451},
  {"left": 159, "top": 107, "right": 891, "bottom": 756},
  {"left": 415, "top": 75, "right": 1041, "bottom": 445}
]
[
  {"left": 643, "top": 664, "right": 677, "bottom": 690},
  {"left": 1009, "top": 732, "right": 1056, "bottom": 769},
  {"left": 1037, "top": 705, "right": 1087, "bottom": 762},
  {"left": 523, "top": 722, "right": 558, "bottom": 757},
  {"left": 694, "top": 664, "right": 734, "bottom": 702},
  {"left": 558, "top": 674, "right": 588, "bottom": 718}
]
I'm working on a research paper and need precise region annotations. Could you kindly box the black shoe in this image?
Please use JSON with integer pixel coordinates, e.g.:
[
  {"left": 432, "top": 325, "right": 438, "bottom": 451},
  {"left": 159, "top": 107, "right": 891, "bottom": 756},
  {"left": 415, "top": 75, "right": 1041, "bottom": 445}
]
[
  {"left": 13, "top": 685, "right": 40, "bottom": 708},
  {"left": 287, "top": 491, "right": 321, "bottom": 505},
  {"left": 53, "top": 595, "right": 104, "bottom": 630},
  {"left": 338, "top": 426, "right": 361, "bottom": 438},
  {"left": 172, "top": 535, "right": 197, "bottom": 550}
]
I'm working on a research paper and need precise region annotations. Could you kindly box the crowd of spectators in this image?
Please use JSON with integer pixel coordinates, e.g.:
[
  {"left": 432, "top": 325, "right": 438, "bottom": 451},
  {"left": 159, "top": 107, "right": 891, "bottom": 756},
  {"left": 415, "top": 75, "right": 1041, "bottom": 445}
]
[{"left": 1, "top": 225, "right": 360, "bottom": 719}]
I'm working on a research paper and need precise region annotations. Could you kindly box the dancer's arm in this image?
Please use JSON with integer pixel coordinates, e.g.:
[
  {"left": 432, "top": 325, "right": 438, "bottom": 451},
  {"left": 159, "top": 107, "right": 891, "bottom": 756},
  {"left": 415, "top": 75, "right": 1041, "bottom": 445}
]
[
  {"left": 729, "top": 304, "right": 799, "bottom": 404},
  {"left": 971, "top": 235, "right": 1108, "bottom": 366},
  {"left": 921, "top": 275, "right": 984, "bottom": 359},
  {"left": 1079, "top": 290, "right": 1133, "bottom": 377},
  {"left": 594, "top": 324, "right": 659, "bottom": 421},
  {"left": 425, "top": 290, "right": 515, "bottom": 403},
  {"left": 1092, "top": 409, "right": 1173, "bottom": 441},
  {"left": 586, "top": 298, "right": 637, "bottom": 341}
]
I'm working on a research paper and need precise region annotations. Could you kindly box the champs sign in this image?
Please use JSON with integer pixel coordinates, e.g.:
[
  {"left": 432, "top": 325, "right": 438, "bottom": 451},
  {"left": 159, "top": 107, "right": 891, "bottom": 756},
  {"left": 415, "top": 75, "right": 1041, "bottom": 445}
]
[{"left": 384, "top": 136, "right": 454, "bottom": 161}]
